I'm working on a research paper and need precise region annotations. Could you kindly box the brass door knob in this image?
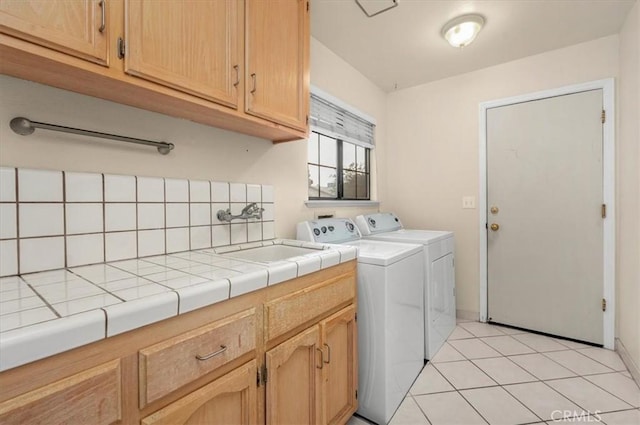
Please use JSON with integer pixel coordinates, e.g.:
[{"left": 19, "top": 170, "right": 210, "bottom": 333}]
[{"left": 490, "top": 223, "right": 500, "bottom": 231}]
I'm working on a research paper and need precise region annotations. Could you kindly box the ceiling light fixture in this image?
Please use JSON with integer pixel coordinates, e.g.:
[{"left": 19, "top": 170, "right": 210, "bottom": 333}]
[{"left": 441, "top": 14, "right": 485, "bottom": 48}]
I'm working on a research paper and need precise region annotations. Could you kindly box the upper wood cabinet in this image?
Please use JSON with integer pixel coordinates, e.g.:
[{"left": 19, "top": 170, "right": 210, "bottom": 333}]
[
  {"left": 0, "top": 0, "right": 109, "bottom": 65},
  {"left": 125, "top": 0, "right": 241, "bottom": 108},
  {"left": 246, "top": 0, "right": 309, "bottom": 131}
]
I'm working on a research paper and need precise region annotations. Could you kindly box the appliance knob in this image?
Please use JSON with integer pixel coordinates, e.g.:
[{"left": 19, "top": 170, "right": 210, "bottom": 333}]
[
  {"left": 321, "top": 226, "right": 327, "bottom": 233},
  {"left": 368, "top": 218, "right": 376, "bottom": 227},
  {"left": 328, "top": 225, "right": 335, "bottom": 232},
  {"left": 346, "top": 222, "right": 355, "bottom": 232},
  {"left": 313, "top": 228, "right": 321, "bottom": 236},
  {"left": 394, "top": 217, "right": 399, "bottom": 222}
]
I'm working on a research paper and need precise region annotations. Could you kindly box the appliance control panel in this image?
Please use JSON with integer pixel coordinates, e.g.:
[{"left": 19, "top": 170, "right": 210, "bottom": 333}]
[
  {"left": 296, "top": 218, "right": 361, "bottom": 243},
  {"left": 355, "top": 212, "right": 403, "bottom": 235}
]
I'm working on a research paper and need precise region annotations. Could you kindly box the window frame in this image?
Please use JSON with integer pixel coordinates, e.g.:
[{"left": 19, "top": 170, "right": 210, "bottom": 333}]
[{"left": 307, "top": 128, "right": 371, "bottom": 201}]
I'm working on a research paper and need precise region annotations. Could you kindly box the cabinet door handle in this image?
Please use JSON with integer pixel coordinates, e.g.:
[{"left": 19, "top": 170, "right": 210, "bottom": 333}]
[
  {"left": 195, "top": 345, "right": 227, "bottom": 361},
  {"left": 250, "top": 73, "right": 257, "bottom": 94},
  {"left": 233, "top": 65, "right": 240, "bottom": 87},
  {"left": 316, "top": 347, "right": 324, "bottom": 369},
  {"left": 98, "top": 0, "right": 106, "bottom": 33},
  {"left": 323, "top": 343, "right": 331, "bottom": 364}
]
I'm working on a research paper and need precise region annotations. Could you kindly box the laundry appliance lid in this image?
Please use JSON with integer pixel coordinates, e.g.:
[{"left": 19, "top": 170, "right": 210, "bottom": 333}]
[
  {"left": 340, "top": 239, "right": 422, "bottom": 266},
  {"left": 367, "top": 229, "right": 453, "bottom": 245}
]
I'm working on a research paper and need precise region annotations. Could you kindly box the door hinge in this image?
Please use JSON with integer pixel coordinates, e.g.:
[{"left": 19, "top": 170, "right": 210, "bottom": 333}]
[
  {"left": 601, "top": 204, "right": 607, "bottom": 219},
  {"left": 601, "top": 109, "right": 606, "bottom": 124},
  {"left": 117, "top": 37, "right": 126, "bottom": 59},
  {"left": 355, "top": 312, "right": 357, "bottom": 321},
  {"left": 355, "top": 389, "right": 358, "bottom": 400},
  {"left": 306, "top": 1, "right": 309, "bottom": 12},
  {"left": 602, "top": 298, "right": 607, "bottom": 312},
  {"left": 257, "top": 364, "right": 268, "bottom": 386},
  {"left": 306, "top": 115, "right": 309, "bottom": 125}
]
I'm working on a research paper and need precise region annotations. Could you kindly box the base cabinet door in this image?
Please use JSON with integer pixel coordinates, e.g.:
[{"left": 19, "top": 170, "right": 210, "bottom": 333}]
[
  {"left": 321, "top": 306, "right": 358, "bottom": 425},
  {"left": 0, "top": 0, "right": 109, "bottom": 64},
  {"left": 125, "top": 0, "right": 240, "bottom": 108},
  {"left": 265, "top": 326, "right": 322, "bottom": 425},
  {"left": 141, "top": 360, "right": 257, "bottom": 425}
]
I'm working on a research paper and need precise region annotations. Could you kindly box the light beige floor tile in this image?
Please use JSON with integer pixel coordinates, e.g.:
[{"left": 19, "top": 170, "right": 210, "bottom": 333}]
[
  {"left": 495, "top": 326, "right": 529, "bottom": 335},
  {"left": 513, "top": 333, "right": 570, "bottom": 352},
  {"left": 552, "top": 339, "right": 593, "bottom": 350},
  {"left": 585, "top": 372, "right": 640, "bottom": 407},
  {"left": 414, "top": 391, "right": 488, "bottom": 425},
  {"left": 449, "top": 338, "right": 502, "bottom": 359},
  {"left": 456, "top": 318, "right": 474, "bottom": 324},
  {"left": 503, "top": 382, "right": 582, "bottom": 421},
  {"left": 481, "top": 335, "right": 536, "bottom": 356},
  {"left": 459, "top": 321, "right": 506, "bottom": 337},
  {"left": 389, "top": 396, "right": 431, "bottom": 425},
  {"left": 472, "top": 357, "right": 538, "bottom": 385},
  {"left": 621, "top": 370, "right": 632, "bottom": 378},
  {"left": 433, "top": 360, "right": 497, "bottom": 390},
  {"left": 448, "top": 326, "right": 475, "bottom": 340},
  {"left": 411, "top": 363, "right": 454, "bottom": 395},
  {"left": 598, "top": 409, "right": 640, "bottom": 425},
  {"left": 460, "top": 386, "right": 540, "bottom": 425},
  {"left": 509, "top": 353, "right": 577, "bottom": 380},
  {"left": 546, "top": 377, "right": 632, "bottom": 413},
  {"left": 543, "top": 350, "right": 613, "bottom": 376},
  {"left": 431, "top": 342, "right": 466, "bottom": 363},
  {"left": 576, "top": 348, "right": 627, "bottom": 371}
]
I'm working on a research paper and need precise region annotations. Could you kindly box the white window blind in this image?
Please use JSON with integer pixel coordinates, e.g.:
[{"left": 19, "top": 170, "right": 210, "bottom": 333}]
[{"left": 309, "top": 93, "right": 375, "bottom": 149}]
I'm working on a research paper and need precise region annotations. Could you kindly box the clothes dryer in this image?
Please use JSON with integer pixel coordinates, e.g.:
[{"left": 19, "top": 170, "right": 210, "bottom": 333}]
[{"left": 355, "top": 212, "right": 456, "bottom": 360}]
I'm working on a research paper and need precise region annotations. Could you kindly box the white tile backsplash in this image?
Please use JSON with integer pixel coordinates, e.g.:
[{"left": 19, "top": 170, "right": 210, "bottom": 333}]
[
  {"left": 19, "top": 204, "right": 64, "bottom": 237},
  {"left": 164, "top": 178, "right": 189, "bottom": 202},
  {"left": 0, "top": 167, "right": 16, "bottom": 202},
  {"left": 1, "top": 167, "right": 276, "bottom": 276},
  {"left": 105, "top": 203, "right": 137, "bottom": 232},
  {"left": 189, "top": 180, "right": 210, "bottom": 203},
  {"left": 20, "top": 237, "right": 65, "bottom": 273},
  {"left": 65, "top": 172, "right": 103, "bottom": 202},
  {"left": 137, "top": 176, "right": 164, "bottom": 202},
  {"left": 18, "top": 169, "right": 63, "bottom": 202},
  {"left": 104, "top": 174, "right": 136, "bottom": 202},
  {"left": 65, "top": 203, "right": 103, "bottom": 234},
  {"left": 0, "top": 204, "right": 17, "bottom": 239},
  {"left": 66, "top": 234, "right": 104, "bottom": 267}
]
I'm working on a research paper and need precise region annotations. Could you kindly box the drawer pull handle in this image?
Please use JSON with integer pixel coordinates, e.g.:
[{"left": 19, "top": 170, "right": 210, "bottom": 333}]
[
  {"left": 195, "top": 345, "right": 227, "bottom": 361},
  {"left": 323, "top": 343, "right": 331, "bottom": 364},
  {"left": 98, "top": 0, "right": 106, "bottom": 33}
]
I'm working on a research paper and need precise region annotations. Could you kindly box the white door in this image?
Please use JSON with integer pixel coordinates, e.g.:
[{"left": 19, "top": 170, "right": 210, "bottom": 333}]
[{"left": 486, "top": 90, "right": 604, "bottom": 344}]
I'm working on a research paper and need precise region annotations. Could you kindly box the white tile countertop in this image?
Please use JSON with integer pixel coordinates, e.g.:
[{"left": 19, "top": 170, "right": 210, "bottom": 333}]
[{"left": 0, "top": 239, "right": 357, "bottom": 371}]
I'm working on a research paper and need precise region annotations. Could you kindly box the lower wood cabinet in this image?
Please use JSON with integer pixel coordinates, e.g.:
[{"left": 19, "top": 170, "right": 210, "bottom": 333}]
[
  {"left": 0, "top": 261, "right": 357, "bottom": 425},
  {"left": 265, "top": 306, "right": 357, "bottom": 425},
  {"left": 141, "top": 360, "right": 257, "bottom": 425}
]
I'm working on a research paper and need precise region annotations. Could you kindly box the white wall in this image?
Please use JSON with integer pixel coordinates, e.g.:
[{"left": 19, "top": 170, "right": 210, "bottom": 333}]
[
  {"left": 617, "top": 0, "right": 640, "bottom": 375},
  {"left": 0, "top": 37, "right": 385, "bottom": 239},
  {"left": 385, "top": 35, "right": 620, "bottom": 318}
]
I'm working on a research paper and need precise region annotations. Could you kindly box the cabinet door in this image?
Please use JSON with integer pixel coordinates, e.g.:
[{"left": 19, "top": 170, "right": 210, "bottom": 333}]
[
  {"left": 320, "top": 306, "right": 358, "bottom": 425},
  {"left": 141, "top": 360, "right": 258, "bottom": 425},
  {"left": 0, "top": 360, "right": 121, "bottom": 425},
  {"left": 125, "top": 0, "right": 240, "bottom": 108},
  {"left": 0, "top": 0, "right": 108, "bottom": 65},
  {"left": 266, "top": 326, "right": 322, "bottom": 425},
  {"left": 246, "top": 0, "right": 309, "bottom": 131}
]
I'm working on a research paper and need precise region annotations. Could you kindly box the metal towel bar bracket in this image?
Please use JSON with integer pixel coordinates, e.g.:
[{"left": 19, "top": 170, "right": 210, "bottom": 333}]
[{"left": 9, "top": 117, "right": 175, "bottom": 155}]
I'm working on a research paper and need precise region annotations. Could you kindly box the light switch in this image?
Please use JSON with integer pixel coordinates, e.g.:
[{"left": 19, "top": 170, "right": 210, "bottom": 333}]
[{"left": 462, "top": 196, "right": 476, "bottom": 209}]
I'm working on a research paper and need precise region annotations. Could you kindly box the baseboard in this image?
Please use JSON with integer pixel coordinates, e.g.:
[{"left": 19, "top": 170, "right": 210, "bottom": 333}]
[
  {"left": 456, "top": 309, "right": 479, "bottom": 321},
  {"left": 616, "top": 337, "right": 640, "bottom": 386}
]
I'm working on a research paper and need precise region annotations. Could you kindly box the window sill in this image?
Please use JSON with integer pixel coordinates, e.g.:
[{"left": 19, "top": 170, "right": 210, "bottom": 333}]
[{"left": 305, "top": 200, "right": 380, "bottom": 208}]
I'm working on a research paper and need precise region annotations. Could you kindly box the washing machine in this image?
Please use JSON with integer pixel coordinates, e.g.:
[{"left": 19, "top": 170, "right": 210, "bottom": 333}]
[
  {"left": 297, "top": 218, "right": 424, "bottom": 425},
  {"left": 355, "top": 212, "right": 456, "bottom": 360}
]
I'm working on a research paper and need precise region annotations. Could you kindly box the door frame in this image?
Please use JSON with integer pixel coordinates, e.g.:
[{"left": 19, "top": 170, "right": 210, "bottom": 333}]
[{"left": 478, "top": 78, "right": 615, "bottom": 349}]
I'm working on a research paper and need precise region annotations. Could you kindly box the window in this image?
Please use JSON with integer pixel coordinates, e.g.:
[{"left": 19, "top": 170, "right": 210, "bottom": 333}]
[{"left": 307, "top": 92, "right": 375, "bottom": 201}]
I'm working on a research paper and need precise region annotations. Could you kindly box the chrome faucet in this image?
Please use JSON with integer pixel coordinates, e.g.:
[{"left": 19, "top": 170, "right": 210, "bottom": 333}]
[{"left": 217, "top": 202, "right": 264, "bottom": 222}]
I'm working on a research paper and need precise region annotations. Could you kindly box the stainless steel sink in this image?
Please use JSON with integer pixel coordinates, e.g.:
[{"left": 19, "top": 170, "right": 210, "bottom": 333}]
[{"left": 221, "top": 244, "right": 321, "bottom": 263}]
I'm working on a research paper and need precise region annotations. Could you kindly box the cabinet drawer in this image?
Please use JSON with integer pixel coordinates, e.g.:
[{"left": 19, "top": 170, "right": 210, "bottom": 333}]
[
  {"left": 0, "top": 360, "right": 121, "bottom": 425},
  {"left": 139, "top": 308, "right": 256, "bottom": 406},
  {"left": 264, "top": 272, "right": 356, "bottom": 342}
]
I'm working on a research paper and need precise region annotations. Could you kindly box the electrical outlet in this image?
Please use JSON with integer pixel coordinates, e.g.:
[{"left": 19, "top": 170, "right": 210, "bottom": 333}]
[
  {"left": 462, "top": 196, "right": 476, "bottom": 209},
  {"left": 314, "top": 211, "right": 335, "bottom": 219}
]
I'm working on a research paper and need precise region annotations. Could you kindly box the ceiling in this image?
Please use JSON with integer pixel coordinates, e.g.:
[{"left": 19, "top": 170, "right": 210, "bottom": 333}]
[{"left": 311, "top": 0, "right": 636, "bottom": 92}]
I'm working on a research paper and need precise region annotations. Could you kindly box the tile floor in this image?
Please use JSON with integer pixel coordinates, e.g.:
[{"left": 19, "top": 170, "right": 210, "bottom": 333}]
[{"left": 348, "top": 319, "right": 640, "bottom": 425}]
